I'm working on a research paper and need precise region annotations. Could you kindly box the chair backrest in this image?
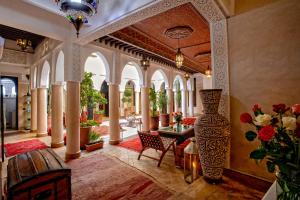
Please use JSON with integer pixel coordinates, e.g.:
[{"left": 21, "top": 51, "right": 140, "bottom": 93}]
[{"left": 138, "top": 131, "right": 165, "bottom": 151}]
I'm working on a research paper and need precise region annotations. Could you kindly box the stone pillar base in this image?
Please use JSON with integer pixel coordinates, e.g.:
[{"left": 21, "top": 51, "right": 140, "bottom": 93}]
[
  {"left": 65, "top": 151, "right": 81, "bottom": 161},
  {"left": 109, "top": 139, "right": 120, "bottom": 145},
  {"left": 51, "top": 141, "right": 64, "bottom": 148},
  {"left": 31, "top": 129, "right": 37, "bottom": 133},
  {"left": 36, "top": 132, "right": 48, "bottom": 137}
]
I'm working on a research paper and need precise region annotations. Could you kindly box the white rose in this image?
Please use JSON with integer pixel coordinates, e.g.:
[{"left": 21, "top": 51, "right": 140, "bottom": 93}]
[
  {"left": 254, "top": 114, "right": 272, "bottom": 126},
  {"left": 282, "top": 116, "right": 297, "bottom": 131}
]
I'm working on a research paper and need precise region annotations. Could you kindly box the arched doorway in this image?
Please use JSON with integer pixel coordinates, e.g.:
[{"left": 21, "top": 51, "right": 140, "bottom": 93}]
[
  {"left": 1, "top": 76, "right": 18, "bottom": 130},
  {"left": 83, "top": 52, "right": 109, "bottom": 119},
  {"left": 173, "top": 75, "right": 184, "bottom": 112},
  {"left": 120, "top": 62, "right": 142, "bottom": 117}
]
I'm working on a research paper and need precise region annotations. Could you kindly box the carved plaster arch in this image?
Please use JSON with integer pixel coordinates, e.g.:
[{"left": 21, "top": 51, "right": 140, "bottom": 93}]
[
  {"left": 40, "top": 60, "right": 50, "bottom": 88},
  {"left": 120, "top": 61, "right": 143, "bottom": 92},
  {"left": 55, "top": 50, "right": 64, "bottom": 83}
]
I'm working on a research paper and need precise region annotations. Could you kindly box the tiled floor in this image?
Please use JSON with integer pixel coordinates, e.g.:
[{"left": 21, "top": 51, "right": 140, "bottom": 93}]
[{"left": 1, "top": 132, "right": 266, "bottom": 200}]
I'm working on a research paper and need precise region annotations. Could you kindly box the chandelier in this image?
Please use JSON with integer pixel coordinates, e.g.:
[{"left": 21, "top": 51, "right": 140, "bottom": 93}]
[
  {"left": 140, "top": 55, "right": 150, "bottom": 71},
  {"left": 205, "top": 66, "right": 212, "bottom": 78},
  {"left": 175, "top": 48, "right": 184, "bottom": 68},
  {"left": 55, "top": 0, "right": 99, "bottom": 37},
  {"left": 16, "top": 39, "right": 32, "bottom": 51},
  {"left": 165, "top": 26, "right": 193, "bottom": 69}
]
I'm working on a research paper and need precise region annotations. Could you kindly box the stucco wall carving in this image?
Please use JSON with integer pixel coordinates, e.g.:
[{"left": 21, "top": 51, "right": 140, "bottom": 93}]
[{"left": 0, "top": 49, "right": 27, "bottom": 65}]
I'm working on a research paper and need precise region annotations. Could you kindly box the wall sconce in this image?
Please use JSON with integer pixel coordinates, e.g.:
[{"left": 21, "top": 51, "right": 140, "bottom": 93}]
[
  {"left": 184, "top": 137, "right": 201, "bottom": 184},
  {"left": 205, "top": 66, "right": 212, "bottom": 78}
]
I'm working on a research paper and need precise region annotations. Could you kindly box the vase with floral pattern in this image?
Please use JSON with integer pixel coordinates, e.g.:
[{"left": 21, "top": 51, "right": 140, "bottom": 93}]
[{"left": 194, "top": 89, "right": 231, "bottom": 183}]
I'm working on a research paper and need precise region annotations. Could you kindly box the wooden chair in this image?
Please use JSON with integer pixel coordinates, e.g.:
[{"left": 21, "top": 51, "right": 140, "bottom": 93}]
[{"left": 137, "top": 131, "right": 176, "bottom": 167}]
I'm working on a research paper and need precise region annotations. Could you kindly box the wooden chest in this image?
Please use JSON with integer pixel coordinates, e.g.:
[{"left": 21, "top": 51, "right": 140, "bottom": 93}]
[{"left": 7, "top": 148, "right": 71, "bottom": 200}]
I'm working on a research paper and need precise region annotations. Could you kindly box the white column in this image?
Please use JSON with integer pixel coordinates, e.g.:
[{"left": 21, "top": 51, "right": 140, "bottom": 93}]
[
  {"left": 135, "top": 91, "right": 140, "bottom": 114},
  {"left": 120, "top": 91, "right": 124, "bottom": 117},
  {"left": 188, "top": 90, "right": 194, "bottom": 117},
  {"left": 31, "top": 88, "right": 37, "bottom": 132},
  {"left": 174, "top": 91, "right": 178, "bottom": 112},
  {"left": 181, "top": 89, "right": 187, "bottom": 117},
  {"left": 109, "top": 83, "right": 120, "bottom": 144},
  {"left": 51, "top": 84, "right": 64, "bottom": 148},
  {"left": 36, "top": 87, "right": 48, "bottom": 137},
  {"left": 65, "top": 81, "right": 81, "bottom": 160},
  {"left": 166, "top": 88, "right": 173, "bottom": 118},
  {"left": 141, "top": 87, "right": 150, "bottom": 131}
]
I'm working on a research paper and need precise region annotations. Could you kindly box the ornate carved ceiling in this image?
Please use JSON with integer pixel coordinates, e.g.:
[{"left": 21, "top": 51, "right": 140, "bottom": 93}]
[{"left": 110, "top": 3, "right": 211, "bottom": 73}]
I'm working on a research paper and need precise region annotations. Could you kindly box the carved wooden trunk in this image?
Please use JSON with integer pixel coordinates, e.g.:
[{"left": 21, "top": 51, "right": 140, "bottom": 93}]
[{"left": 7, "top": 148, "right": 71, "bottom": 200}]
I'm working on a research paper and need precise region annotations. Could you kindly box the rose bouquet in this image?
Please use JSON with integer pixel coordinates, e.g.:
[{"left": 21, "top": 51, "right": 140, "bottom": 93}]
[
  {"left": 173, "top": 112, "right": 183, "bottom": 124},
  {"left": 240, "top": 104, "right": 300, "bottom": 200}
]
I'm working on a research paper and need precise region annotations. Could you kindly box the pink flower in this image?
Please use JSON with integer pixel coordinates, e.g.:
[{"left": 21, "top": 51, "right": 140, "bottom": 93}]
[
  {"left": 292, "top": 104, "right": 300, "bottom": 115},
  {"left": 240, "top": 113, "right": 252, "bottom": 123},
  {"left": 258, "top": 125, "right": 275, "bottom": 141},
  {"left": 252, "top": 104, "right": 261, "bottom": 113}
]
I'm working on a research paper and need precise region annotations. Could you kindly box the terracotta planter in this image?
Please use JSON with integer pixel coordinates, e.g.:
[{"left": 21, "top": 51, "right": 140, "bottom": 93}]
[
  {"left": 94, "top": 113, "right": 103, "bottom": 124},
  {"left": 160, "top": 114, "right": 170, "bottom": 127},
  {"left": 85, "top": 141, "right": 104, "bottom": 152},
  {"left": 150, "top": 116, "right": 159, "bottom": 130},
  {"left": 194, "top": 89, "right": 231, "bottom": 183},
  {"left": 80, "top": 126, "right": 92, "bottom": 149}
]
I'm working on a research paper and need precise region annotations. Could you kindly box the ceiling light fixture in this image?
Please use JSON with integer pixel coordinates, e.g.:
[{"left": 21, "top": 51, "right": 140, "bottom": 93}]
[
  {"left": 205, "top": 66, "right": 212, "bottom": 78},
  {"left": 140, "top": 55, "right": 150, "bottom": 71},
  {"left": 165, "top": 26, "right": 193, "bottom": 69},
  {"left": 16, "top": 39, "right": 32, "bottom": 51},
  {"left": 184, "top": 72, "right": 190, "bottom": 80},
  {"left": 55, "top": 0, "right": 99, "bottom": 37}
]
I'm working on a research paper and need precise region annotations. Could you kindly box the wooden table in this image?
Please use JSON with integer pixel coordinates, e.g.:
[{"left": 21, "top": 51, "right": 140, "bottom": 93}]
[{"left": 157, "top": 125, "right": 194, "bottom": 144}]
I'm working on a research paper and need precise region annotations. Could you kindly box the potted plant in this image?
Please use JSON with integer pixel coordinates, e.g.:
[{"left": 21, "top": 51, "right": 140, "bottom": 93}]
[
  {"left": 158, "top": 90, "right": 169, "bottom": 127},
  {"left": 93, "top": 91, "right": 107, "bottom": 124},
  {"left": 80, "top": 120, "right": 99, "bottom": 149},
  {"left": 85, "top": 131, "right": 104, "bottom": 152},
  {"left": 149, "top": 88, "right": 159, "bottom": 130},
  {"left": 240, "top": 103, "right": 300, "bottom": 199},
  {"left": 80, "top": 72, "right": 95, "bottom": 120},
  {"left": 122, "top": 86, "right": 133, "bottom": 118}
]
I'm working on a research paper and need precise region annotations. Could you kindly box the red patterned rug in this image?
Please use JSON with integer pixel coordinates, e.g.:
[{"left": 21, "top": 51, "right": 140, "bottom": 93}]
[
  {"left": 68, "top": 153, "right": 172, "bottom": 200},
  {"left": 4, "top": 139, "right": 48, "bottom": 157},
  {"left": 117, "top": 136, "right": 142, "bottom": 152}
]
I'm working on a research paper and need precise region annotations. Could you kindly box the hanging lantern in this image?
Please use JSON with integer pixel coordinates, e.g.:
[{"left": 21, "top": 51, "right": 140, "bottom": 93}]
[
  {"left": 184, "top": 137, "right": 201, "bottom": 184},
  {"left": 184, "top": 73, "right": 190, "bottom": 80},
  {"left": 140, "top": 56, "right": 150, "bottom": 71},
  {"left": 175, "top": 48, "right": 184, "bottom": 68},
  {"left": 16, "top": 39, "right": 32, "bottom": 51},
  {"left": 55, "top": 0, "right": 99, "bottom": 37},
  {"left": 205, "top": 66, "right": 212, "bottom": 78}
]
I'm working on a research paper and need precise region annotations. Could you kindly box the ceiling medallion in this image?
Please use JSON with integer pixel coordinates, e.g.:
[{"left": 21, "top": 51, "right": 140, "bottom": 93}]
[
  {"left": 165, "top": 26, "right": 193, "bottom": 69},
  {"left": 55, "top": 0, "right": 99, "bottom": 37},
  {"left": 16, "top": 39, "right": 32, "bottom": 51},
  {"left": 165, "top": 26, "right": 193, "bottom": 39}
]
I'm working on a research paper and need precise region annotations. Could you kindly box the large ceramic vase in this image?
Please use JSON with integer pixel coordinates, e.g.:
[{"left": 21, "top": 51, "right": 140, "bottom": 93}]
[{"left": 194, "top": 89, "right": 230, "bottom": 183}]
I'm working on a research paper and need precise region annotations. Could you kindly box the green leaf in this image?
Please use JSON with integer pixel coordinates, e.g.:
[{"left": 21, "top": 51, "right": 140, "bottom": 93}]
[
  {"left": 266, "top": 161, "right": 275, "bottom": 173},
  {"left": 250, "top": 149, "right": 266, "bottom": 160},
  {"left": 245, "top": 131, "right": 257, "bottom": 141}
]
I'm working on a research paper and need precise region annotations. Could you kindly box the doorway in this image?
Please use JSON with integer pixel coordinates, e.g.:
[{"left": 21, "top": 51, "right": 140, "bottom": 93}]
[{"left": 0, "top": 76, "right": 18, "bottom": 131}]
